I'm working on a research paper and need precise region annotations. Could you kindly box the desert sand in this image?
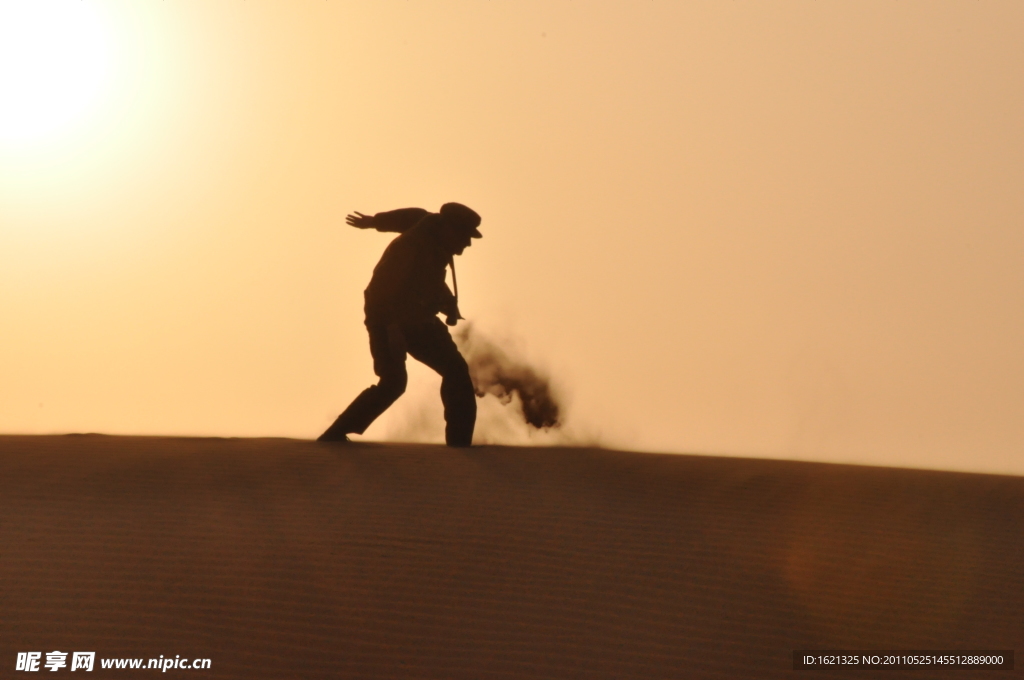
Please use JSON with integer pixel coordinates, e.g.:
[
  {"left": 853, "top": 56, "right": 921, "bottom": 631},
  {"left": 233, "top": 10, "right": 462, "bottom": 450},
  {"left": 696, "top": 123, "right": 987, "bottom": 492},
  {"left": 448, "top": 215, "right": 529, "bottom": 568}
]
[{"left": 1, "top": 434, "right": 1020, "bottom": 678}]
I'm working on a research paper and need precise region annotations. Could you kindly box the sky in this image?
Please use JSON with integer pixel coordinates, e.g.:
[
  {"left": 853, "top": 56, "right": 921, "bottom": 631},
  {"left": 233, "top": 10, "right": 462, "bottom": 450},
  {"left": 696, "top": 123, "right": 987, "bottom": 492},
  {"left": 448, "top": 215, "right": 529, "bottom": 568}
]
[{"left": 0, "top": 1, "right": 1021, "bottom": 475}]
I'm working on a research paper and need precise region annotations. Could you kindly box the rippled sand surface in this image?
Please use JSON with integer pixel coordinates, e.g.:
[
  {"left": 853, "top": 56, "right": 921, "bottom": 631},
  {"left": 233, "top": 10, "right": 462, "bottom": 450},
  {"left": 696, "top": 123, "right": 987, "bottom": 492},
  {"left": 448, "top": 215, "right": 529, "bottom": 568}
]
[{"left": 1, "top": 435, "right": 1020, "bottom": 678}]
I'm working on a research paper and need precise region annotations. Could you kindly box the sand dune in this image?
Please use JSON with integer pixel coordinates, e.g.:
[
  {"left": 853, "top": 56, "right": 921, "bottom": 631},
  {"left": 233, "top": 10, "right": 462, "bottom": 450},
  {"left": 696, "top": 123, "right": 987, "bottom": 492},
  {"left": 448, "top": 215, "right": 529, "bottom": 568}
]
[{"left": 1, "top": 435, "right": 1020, "bottom": 678}]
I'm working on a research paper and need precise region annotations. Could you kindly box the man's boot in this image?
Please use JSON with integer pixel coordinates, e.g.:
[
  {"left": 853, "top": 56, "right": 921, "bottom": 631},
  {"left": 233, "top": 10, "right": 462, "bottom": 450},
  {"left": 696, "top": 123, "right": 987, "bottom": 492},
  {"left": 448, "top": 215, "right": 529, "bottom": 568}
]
[{"left": 317, "top": 383, "right": 400, "bottom": 442}]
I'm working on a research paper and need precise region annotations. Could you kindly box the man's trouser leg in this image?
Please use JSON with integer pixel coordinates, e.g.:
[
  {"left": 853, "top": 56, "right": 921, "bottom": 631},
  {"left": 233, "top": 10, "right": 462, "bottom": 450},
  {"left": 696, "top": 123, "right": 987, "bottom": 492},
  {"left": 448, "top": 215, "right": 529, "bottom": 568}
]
[
  {"left": 318, "top": 324, "right": 407, "bottom": 441},
  {"left": 406, "top": 319, "right": 477, "bottom": 447}
]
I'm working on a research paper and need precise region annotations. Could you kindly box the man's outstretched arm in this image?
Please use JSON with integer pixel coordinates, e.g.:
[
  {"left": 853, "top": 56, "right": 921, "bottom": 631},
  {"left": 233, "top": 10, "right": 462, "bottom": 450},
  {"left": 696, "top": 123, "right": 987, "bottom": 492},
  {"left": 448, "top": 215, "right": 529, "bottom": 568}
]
[{"left": 346, "top": 208, "right": 430, "bottom": 233}]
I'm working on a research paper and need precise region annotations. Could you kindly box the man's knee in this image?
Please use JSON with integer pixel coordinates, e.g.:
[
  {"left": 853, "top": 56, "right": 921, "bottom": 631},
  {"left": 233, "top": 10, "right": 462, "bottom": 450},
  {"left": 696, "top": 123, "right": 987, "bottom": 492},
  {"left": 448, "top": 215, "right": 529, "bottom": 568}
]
[
  {"left": 376, "top": 369, "right": 408, "bottom": 401},
  {"left": 441, "top": 366, "right": 476, "bottom": 417}
]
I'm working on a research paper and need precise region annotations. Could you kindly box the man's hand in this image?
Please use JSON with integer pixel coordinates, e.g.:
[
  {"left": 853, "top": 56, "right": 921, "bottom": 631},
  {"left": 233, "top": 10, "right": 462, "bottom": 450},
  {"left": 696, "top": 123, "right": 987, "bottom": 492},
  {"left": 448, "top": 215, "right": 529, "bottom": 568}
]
[
  {"left": 345, "top": 212, "right": 376, "bottom": 229},
  {"left": 440, "top": 295, "right": 463, "bottom": 326},
  {"left": 444, "top": 303, "right": 464, "bottom": 326}
]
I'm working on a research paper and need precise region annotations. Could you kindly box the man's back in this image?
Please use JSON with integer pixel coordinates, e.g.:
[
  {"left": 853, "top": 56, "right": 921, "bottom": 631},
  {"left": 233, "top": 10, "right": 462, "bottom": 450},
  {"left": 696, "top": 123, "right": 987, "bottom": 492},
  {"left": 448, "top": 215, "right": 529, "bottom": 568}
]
[{"left": 363, "top": 214, "right": 451, "bottom": 327}]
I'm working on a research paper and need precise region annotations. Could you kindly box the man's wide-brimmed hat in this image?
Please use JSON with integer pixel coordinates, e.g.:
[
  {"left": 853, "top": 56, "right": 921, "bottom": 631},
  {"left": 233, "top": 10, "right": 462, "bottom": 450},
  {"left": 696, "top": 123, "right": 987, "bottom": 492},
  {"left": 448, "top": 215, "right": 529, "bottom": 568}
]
[{"left": 440, "top": 202, "right": 482, "bottom": 238}]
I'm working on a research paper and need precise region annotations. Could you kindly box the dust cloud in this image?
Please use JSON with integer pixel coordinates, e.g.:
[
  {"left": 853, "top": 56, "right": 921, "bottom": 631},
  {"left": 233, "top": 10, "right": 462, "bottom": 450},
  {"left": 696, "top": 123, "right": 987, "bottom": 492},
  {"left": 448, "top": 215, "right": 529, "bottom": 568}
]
[{"left": 454, "top": 322, "right": 560, "bottom": 430}]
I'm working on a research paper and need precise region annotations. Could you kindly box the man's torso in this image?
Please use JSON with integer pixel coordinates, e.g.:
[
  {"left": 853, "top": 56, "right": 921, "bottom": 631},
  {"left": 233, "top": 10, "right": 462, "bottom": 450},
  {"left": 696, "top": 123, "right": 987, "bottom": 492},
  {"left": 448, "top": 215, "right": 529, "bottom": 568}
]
[{"left": 363, "top": 216, "right": 450, "bottom": 326}]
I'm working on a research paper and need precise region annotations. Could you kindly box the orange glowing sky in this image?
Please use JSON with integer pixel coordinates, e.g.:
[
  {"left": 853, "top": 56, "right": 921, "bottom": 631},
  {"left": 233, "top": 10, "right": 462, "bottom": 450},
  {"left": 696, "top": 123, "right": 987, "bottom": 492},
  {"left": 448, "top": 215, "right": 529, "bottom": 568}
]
[{"left": 1, "top": 1, "right": 1021, "bottom": 474}]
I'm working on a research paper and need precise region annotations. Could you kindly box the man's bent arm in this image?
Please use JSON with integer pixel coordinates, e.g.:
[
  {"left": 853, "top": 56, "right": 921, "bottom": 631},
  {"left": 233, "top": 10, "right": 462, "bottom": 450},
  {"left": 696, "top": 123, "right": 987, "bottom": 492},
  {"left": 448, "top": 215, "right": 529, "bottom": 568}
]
[{"left": 350, "top": 207, "right": 430, "bottom": 233}]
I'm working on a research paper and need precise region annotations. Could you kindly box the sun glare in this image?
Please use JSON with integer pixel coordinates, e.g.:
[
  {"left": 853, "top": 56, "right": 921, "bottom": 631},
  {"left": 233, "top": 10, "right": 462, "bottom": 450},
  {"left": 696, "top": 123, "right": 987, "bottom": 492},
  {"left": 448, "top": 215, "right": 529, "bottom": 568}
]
[{"left": 0, "top": 0, "right": 112, "bottom": 145}]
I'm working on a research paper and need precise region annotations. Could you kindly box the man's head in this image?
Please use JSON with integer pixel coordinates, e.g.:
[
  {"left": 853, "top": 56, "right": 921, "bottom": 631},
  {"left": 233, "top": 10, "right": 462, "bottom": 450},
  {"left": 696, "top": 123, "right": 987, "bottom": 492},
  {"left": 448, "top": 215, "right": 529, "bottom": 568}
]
[{"left": 438, "top": 202, "right": 481, "bottom": 256}]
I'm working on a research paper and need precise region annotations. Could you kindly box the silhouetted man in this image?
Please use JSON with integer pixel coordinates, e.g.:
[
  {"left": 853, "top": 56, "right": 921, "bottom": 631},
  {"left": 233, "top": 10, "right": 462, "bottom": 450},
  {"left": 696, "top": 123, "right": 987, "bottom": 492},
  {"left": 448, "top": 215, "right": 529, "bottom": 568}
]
[{"left": 318, "top": 203, "right": 482, "bottom": 446}]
